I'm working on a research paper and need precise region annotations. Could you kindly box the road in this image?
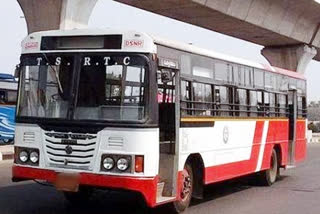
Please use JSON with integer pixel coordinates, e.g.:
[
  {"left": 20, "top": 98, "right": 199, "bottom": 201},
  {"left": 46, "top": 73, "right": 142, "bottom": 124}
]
[{"left": 1, "top": 144, "right": 320, "bottom": 214}]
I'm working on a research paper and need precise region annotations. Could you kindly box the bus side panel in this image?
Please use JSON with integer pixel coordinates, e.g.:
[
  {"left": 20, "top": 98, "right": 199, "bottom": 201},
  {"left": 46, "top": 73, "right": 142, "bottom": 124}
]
[
  {"left": 180, "top": 119, "right": 293, "bottom": 185},
  {"left": 260, "top": 120, "right": 289, "bottom": 170},
  {"left": 295, "top": 120, "right": 307, "bottom": 163},
  {"left": 202, "top": 121, "right": 265, "bottom": 184},
  {"left": 0, "top": 105, "right": 15, "bottom": 142}
]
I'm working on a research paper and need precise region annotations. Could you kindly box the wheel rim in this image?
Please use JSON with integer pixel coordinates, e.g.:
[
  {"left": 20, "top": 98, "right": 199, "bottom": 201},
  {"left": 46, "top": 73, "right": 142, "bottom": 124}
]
[
  {"left": 180, "top": 168, "right": 192, "bottom": 201},
  {"left": 269, "top": 152, "right": 277, "bottom": 183}
]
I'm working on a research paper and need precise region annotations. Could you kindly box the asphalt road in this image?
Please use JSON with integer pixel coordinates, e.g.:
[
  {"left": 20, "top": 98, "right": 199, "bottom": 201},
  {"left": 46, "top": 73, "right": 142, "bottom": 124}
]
[{"left": 1, "top": 144, "right": 320, "bottom": 214}]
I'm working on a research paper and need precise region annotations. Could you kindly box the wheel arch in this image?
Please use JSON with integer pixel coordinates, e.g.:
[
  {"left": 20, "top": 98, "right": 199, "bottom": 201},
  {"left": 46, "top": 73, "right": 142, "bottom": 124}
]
[{"left": 273, "top": 144, "right": 283, "bottom": 167}]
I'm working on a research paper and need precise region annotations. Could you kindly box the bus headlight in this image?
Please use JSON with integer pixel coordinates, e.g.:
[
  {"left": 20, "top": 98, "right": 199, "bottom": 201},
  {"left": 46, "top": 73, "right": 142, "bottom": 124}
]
[
  {"left": 30, "top": 151, "right": 39, "bottom": 163},
  {"left": 19, "top": 151, "right": 29, "bottom": 163},
  {"left": 103, "top": 157, "right": 114, "bottom": 170},
  {"left": 117, "top": 158, "right": 129, "bottom": 171}
]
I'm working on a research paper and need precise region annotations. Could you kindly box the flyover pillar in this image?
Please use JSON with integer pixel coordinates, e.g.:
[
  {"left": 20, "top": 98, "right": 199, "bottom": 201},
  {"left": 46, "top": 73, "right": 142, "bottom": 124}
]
[
  {"left": 261, "top": 45, "right": 317, "bottom": 74},
  {"left": 17, "top": 0, "right": 98, "bottom": 34}
]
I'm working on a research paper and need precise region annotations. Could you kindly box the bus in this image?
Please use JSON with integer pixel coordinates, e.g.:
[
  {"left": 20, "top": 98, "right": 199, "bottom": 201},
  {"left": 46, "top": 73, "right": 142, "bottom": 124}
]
[
  {"left": 0, "top": 73, "right": 17, "bottom": 144},
  {"left": 12, "top": 29, "right": 307, "bottom": 212}
]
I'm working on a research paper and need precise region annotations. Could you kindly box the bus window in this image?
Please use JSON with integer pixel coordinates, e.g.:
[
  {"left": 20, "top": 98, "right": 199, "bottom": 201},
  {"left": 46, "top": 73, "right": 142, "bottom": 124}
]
[
  {"left": 254, "top": 69, "right": 264, "bottom": 88},
  {"left": 269, "top": 93, "right": 276, "bottom": 117},
  {"left": 192, "top": 55, "right": 213, "bottom": 79},
  {"left": 192, "top": 83, "right": 212, "bottom": 116},
  {"left": 245, "top": 67, "right": 253, "bottom": 87},
  {"left": 228, "top": 87, "right": 235, "bottom": 116},
  {"left": 181, "top": 55, "right": 191, "bottom": 75},
  {"left": 279, "top": 75, "right": 289, "bottom": 91},
  {"left": 233, "top": 65, "right": 240, "bottom": 85},
  {"left": 265, "top": 72, "right": 272, "bottom": 89},
  {"left": 214, "top": 61, "right": 228, "bottom": 82},
  {"left": 264, "top": 92, "right": 270, "bottom": 116},
  {"left": 239, "top": 67, "right": 245, "bottom": 86},
  {"left": 302, "top": 96, "right": 307, "bottom": 118},
  {"left": 297, "top": 96, "right": 306, "bottom": 118},
  {"left": 237, "top": 89, "right": 247, "bottom": 117},
  {"left": 215, "top": 86, "right": 228, "bottom": 116},
  {"left": 278, "top": 94, "right": 287, "bottom": 117},
  {"left": 181, "top": 80, "right": 191, "bottom": 116},
  {"left": 257, "top": 91, "right": 264, "bottom": 116},
  {"left": 250, "top": 91, "right": 258, "bottom": 117}
]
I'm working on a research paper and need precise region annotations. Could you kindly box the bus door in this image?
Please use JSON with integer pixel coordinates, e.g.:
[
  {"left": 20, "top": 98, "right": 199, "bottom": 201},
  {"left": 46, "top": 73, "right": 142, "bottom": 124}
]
[
  {"left": 157, "top": 65, "right": 179, "bottom": 201},
  {"left": 288, "top": 89, "right": 297, "bottom": 166}
]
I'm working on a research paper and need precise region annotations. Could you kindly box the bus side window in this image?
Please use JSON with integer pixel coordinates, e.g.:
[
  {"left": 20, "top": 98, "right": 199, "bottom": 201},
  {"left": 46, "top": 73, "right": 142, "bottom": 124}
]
[
  {"left": 228, "top": 87, "right": 235, "bottom": 116},
  {"left": 264, "top": 92, "right": 270, "bottom": 117},
  {"left": 278, "top": 94, "right": 287, "bottom": 117},
  {"left": 181, "top": 80, "right": 191, "bottom": 116},
  {"left": 234, "top": 88, "right": 240, "bottom": 116},
  {"left": 192, "top": 82, "right": 212, "bottom": 116},
  {"left": 217, "top": 86, "right": 228, "bottom": 117},
  {"left": 302, "top": 96, "right": 307, "bottom": 118},
  {"left": 297, "top": 96, "right": 305, "bottom": 118},
  {"left": 214, "top": 88, "right": 221, "bottom": 116},
  {"left": 269, "top": 93, "right": 276, "bottom": 117},
  {"left": 257, "top": 91, "right": 263, "bottom": 116},
  {"left": 250, "top": 91, "right": 257, "bottom": 117},
  {"left": 238, "top": 89, "right": 247, "bottom": 117}
]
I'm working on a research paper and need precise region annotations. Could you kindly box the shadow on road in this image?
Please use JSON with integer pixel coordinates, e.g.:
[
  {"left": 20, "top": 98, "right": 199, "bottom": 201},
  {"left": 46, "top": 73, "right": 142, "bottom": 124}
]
[{"left": 0, "top": 175, "right": 289, "bottom": 214}]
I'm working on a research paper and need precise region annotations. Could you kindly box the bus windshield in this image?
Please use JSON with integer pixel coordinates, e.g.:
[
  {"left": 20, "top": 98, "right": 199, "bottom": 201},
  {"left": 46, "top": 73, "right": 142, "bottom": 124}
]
[
  {"left": 75, "top": 55, "right": 147, "bottom": 121},
  {"left": 17, "top": 54, "right": 148, "bottom": 122},
  {"left": 18, "top": 55, "right": 73, "bottom": 119}
]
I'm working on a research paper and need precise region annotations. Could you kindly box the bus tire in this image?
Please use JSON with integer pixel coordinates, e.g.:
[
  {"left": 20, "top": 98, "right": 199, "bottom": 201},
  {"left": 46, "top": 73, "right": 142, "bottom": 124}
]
[
  {"left": 172, "top": 162, "right": 193, "bottom": 213},
  {"left": 258, "top": 149, "right": 279, "bottom": 186}
]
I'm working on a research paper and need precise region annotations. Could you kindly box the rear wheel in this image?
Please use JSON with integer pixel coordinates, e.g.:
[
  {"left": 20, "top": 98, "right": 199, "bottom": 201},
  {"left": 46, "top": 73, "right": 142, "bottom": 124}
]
[
  {"left": 172, "top": 162, "right": 193, "bottom": 213},
  {"left": 258, "top": 149, "right": 279, "bottom": 186}
]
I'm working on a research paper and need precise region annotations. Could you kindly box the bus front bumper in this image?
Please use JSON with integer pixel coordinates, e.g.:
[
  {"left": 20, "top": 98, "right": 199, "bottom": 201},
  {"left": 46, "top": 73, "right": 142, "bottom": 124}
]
[{"left": 12, "top": 165, "right": 158, "bottom": 207}]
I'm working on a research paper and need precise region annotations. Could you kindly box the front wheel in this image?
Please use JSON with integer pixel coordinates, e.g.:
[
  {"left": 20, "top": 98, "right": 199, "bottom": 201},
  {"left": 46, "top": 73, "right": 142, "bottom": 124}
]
[
  {"left": 258, "top": 149, "right": 279, "bottom": 186},
  {"left": 172, "top": 162, "right": 193, "bottom": 213}
]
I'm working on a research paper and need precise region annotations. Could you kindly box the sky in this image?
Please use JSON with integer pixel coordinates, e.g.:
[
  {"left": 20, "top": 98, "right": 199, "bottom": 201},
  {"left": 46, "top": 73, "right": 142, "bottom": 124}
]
[{"left": 1, "top": 0, "right": 320, "bottom": 101}]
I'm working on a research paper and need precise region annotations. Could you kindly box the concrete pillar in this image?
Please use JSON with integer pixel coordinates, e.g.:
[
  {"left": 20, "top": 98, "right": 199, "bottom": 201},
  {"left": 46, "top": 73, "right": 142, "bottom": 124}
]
[
  {"left": 261, "top": 45, "right": 317, "bottom": 74},
  {"left": 17, "top": 0, "right": 98, "bottom": 34}
]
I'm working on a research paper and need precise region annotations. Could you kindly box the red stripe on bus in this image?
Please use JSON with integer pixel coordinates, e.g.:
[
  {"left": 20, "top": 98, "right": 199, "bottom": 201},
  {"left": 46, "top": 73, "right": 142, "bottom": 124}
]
[{"left": 204, "top": 121, "right": 265, "bottom": 184}]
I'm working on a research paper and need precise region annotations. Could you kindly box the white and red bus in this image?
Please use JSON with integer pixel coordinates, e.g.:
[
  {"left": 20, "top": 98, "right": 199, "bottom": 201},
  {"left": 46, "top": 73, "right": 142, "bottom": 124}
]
[{"left": 12, "top": 29, "right": 307, "bottom": 212}]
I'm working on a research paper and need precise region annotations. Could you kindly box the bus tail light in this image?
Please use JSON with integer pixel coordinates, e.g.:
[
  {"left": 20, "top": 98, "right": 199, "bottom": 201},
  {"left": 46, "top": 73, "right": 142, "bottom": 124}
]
[{"left": 135, "top": 155, "right": 144, "bottom": 173}]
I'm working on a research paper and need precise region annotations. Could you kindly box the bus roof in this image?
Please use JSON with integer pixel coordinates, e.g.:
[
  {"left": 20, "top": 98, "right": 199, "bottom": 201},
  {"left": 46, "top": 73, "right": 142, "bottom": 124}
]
[{"left": 23, "top": 28, "right": 305, "bottom": 80}]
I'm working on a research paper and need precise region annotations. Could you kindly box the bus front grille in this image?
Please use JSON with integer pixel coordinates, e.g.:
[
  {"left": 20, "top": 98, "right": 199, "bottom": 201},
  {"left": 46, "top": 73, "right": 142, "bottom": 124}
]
[{"left": 44, "top": 132, "right": 98, "bottom": 171}]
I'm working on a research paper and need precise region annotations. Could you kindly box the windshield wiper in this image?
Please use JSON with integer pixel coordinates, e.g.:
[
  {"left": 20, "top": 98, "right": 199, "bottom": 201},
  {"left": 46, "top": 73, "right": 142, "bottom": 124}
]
[{"left": 41, "top": 53, "right": 64, "bottom": 94}]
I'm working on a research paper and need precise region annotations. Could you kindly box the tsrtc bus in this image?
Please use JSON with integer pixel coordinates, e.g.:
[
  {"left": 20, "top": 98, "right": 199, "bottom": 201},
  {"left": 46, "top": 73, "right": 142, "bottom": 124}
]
[
  {"left": 12, "top": 29, "right": 307, "bottom": 212},
  {"left": 0, "top": 73, "right": 17, "bottom": 144}
]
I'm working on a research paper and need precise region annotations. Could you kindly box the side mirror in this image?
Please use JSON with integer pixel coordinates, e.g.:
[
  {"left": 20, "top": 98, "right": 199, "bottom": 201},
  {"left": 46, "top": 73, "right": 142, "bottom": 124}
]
[{"left": 14, "top": 64, "right": 21, "bottom": 78}]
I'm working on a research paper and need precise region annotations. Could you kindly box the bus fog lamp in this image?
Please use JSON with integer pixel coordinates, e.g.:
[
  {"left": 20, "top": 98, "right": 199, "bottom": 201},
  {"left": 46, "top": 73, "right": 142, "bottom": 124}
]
[
  {"left": 30, "top": 151, "right": 39, "bottom": 163},
  {"left": 117, "top": 158, "right": 129, "bottom": 171},
  {"left": 103, "top": 157, "right": 114, "bottom": 170},
  {"left": 19, "top": 151, "right": 29, "bottom": 163}
]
